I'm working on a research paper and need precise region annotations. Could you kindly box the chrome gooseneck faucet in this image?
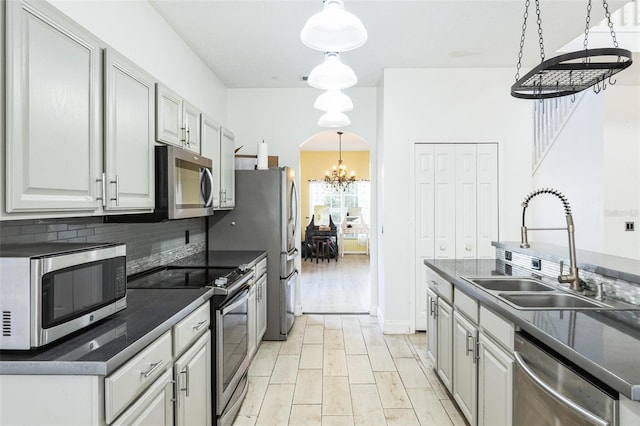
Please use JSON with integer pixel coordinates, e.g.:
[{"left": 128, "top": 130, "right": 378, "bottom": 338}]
[{"left": 520, "top": 188, "right": 581, "bottom": 291}]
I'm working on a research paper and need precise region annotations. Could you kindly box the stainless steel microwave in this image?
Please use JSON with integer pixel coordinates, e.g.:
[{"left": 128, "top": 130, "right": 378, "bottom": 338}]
[
  {"left": 0, "top": 242, "right": 127, "bottom": 350},
  {"left": 155, "top": 145, "right": 214, "bottom": 220}
]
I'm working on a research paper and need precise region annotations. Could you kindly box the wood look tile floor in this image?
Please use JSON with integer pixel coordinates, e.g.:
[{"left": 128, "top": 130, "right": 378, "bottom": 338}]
[
  {"left": 233, "top": 315, "right": 467, "bottom": 426},
  {"left": 301, "top": 255, "right": 370, "bottom": 314}
]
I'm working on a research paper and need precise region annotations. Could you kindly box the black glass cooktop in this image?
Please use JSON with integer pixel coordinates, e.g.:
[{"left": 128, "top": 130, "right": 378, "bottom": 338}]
[{"left": 128, "top": 267, "right": 236, "bottom": 289}]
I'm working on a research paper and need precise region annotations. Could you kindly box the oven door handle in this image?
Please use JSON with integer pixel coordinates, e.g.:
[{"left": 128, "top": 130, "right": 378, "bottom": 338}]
[
  {"left": 513, "top": 351, "right": 609, "bottom": 426},
  {"left": 221, "top": 289, "right": 249, "bottom": 315}
]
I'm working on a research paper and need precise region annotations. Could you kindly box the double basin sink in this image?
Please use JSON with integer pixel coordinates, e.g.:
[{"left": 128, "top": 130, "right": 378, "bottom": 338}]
[{"left": 461, "top": 277, "right": 612, "bottom": 310}]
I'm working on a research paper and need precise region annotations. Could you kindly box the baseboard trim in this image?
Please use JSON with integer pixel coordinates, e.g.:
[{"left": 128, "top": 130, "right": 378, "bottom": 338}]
[{"left": 382, "top": 321, "right": 411, "bottom": 334}]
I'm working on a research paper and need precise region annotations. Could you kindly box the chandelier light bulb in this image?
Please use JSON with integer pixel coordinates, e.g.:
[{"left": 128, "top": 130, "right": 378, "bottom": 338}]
[
  {"left": 314, "top": 90, "right": 353, "bottom": 112},
  {"left": 318, "top": 110, "right": 351, "bottom": 128},
  {"left": 300, "top": 0, "right": 368, "bottom": 52},
  {"left": 308, "top": 52, "right": 357, "bottom": 90}
]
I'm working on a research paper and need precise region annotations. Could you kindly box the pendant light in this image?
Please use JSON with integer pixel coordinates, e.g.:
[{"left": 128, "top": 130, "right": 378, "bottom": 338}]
[
  {"left": 314, "top": 90, "right": 353, "bottom": 112},
  {"left": 308, "top": 52, "right": 357, "bottom": 90},
  {"left": 318, "top": 111, "right": 350, "bottom": 128},
  {"left": 300, "top": 0, "right": 367, "bottom": 52}
]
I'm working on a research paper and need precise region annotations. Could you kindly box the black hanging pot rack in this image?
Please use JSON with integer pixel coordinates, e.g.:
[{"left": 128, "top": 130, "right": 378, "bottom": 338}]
[{"left": 511, "top": 0, "right": 633, "bottom": 100}]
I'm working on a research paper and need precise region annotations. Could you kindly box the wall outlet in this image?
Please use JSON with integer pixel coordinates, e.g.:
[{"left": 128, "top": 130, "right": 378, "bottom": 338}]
[
  {"left": 505, "top": 250, "right": 512, "bottom": 261},
  {"left": 531, "top": 258, "right": 541, "bottom": 270},
  {"left": 625, "top": 222, "right": 635, "bottom": 232}
]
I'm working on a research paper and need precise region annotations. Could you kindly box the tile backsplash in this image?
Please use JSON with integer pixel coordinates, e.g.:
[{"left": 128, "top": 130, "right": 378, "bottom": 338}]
[
  {"left": 0, "top": 217, "right": 206, "bottom": 275},
  {"left": 495, "top": 248, "right": 640, "bottom": 306}
]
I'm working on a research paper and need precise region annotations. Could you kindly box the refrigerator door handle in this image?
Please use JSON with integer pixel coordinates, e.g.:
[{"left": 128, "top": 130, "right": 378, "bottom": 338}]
[{"left": 286, "top": 248, "right": 298, "bottom": 261}]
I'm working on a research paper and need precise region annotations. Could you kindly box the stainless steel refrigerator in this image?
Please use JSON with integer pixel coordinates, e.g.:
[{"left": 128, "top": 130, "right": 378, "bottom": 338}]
[{"left": 208, "top": 167, "right": 298, "bottom": 341}]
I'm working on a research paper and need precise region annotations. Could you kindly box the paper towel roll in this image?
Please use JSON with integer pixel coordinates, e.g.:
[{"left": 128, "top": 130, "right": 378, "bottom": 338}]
[{"left": 257, "top": 141, "right": 269, "bottom": 170}]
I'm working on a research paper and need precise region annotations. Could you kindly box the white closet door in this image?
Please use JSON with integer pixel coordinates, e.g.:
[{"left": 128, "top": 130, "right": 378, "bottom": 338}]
[
  {"left": 455, "top": 145, "right": 477, "bottom": 259},
  {"left": 434, "top": 145, "right": 456, "bottom": 259},
  {"left": 476, "top": 144, "right": 499, "bottom": 258},
  {"left": 414, "top": 144, "right": 436, "bottom": 330}
]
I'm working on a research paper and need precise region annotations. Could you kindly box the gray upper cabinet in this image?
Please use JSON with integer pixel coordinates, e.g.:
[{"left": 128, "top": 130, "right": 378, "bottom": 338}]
[
  {"left": 155, "top": 83, "right": 201, "bottom": 154},
  {"left": 155, "top": 83, "right": 182, "bottom": 147},
  {"left": 183, "top": 101, "right": 201, "bottom": 154},
  {"left": 201, "top": 116, "right": 235, "bottom": 210},
  {"left": 104, "top": 48, "right": 155, "bottom": 211},
  {"left": 200, "top": 114, "right": 222, "bottom": 209},
  {"left": 5, "top": 0, "right": 102, "bottom": 212},
  {"left": 219, "top": 127, "right": 236, "bottom": 209}
]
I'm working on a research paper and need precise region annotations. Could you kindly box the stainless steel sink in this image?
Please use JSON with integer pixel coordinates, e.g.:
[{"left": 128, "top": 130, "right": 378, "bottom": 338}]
[
  {"left": 466, "top": 277, "right": 555, "bottom": 292},
  {"left": 498, "top": 293, "right": 611, "bottom": 310}
]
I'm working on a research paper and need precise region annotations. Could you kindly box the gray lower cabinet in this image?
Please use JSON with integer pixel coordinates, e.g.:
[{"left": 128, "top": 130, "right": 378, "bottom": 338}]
[
  {"left": 248, "top": 278, "right": 258, "bottom": 358},
  {"left": 477, "top": 331, "right": 513, "bottom": 426},
  {"left": 436, "top": 298, "right": 453, "bottom": 393},
  {"left": 256, "top": 273, "right": 268, "bottom": 341},
  {"left": 426, "top": 287, "right": 438, "bottom": 366},
  {"left": 5, "top": 0, "right": 103, "bottom": 213},
  {"left": 427, "top": 266, "right": 514, "bottom": 426},
  {"left": 453, "top": 310, "right": 478, "bottom": 425},
  {"left": 174, "top": 332, "right": 212, "bottom": 426},
  {"left": 112, "top": 369, "right": 174, "bottom": 426},
  {"left": 103, "top": 48, "right": 155, "bottom": 211}
]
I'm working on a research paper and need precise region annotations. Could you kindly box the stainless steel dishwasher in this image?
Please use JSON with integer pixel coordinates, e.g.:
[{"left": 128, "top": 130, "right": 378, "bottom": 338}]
[{"left": 513, "top": 332, "right": 618, "bottom": 426}]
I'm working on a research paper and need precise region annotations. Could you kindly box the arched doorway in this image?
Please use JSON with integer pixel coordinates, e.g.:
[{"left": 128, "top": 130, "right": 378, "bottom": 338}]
[{"left": 298, "top": 131, "right": 372, "bottom": 314}]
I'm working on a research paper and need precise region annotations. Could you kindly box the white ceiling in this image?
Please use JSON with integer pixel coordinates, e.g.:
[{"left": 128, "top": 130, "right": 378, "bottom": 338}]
[{"left": 148, "top": 0, "right": 636, "bottom": 150}]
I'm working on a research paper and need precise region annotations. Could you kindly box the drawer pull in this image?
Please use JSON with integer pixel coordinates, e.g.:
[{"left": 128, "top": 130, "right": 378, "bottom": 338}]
[
  {"left": 193, "top": 320, "right": 208, "bottom": 331},
  {"left": 141, "top": 360, "right": 164, "bottom": 378}
]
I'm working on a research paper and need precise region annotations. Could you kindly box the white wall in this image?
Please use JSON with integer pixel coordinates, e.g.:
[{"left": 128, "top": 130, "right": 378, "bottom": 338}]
[
  {"left": 226, "top": 88, "right": 377, "bottom": 169},
  {"left": 529, "top": 85, "right": 640, "bottom": 260},
  {"left": 531, "top": 91, "right": 605, "bottom": 252},
  {"left": 380, "top": 68, "right": 533, "bottom": 332},
  {"left": 604, "top": 85, "right": 640, "bottom": 259},
  {"left": 49, "top": 0, "right": 227, "bottom": 122}
]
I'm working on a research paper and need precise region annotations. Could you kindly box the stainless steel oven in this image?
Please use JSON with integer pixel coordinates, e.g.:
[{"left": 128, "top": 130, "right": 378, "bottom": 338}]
[
  {"left": 514, "top": 332, "right": 618, "bottom": 426},
  {"left": 216, "top": 287, "right": 250, "bottom": 426}
]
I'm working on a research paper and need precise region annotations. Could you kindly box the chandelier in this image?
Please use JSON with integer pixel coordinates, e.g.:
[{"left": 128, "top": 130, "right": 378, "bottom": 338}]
[{"left": 325, "top": 131, "right": 356, "bottom": 191}]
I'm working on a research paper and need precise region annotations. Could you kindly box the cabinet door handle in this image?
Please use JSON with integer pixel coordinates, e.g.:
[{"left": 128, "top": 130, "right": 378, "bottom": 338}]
[
  {"left": 193, "top": 320, "right": 208, "bottom": 331},
  {"left": 180, "top": 366, "right": 190, "bottom": 397},
  {"left": 466, "top": 333, "right": 474, "bottom": 357},
  {"left": 109, "top": 175, "right": 120, "bottom": 207},
  {"left": 181, "top": 126, "right": 187, "bottom": 143},
  {"left": 96, "top": 172, "right": 106, "bottom": 207},
  {"left": 141, "top": 359, "right": 164, "bottom": 378},
  {"left": 186, "top": 127, "right": 191, "bottom": 146},
  {"left": 475, "top": 339, "right": 480, "bottom": 363}
]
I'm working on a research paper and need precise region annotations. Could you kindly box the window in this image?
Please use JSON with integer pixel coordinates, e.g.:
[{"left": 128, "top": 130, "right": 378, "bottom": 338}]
[{"left": 309, "top": 181, "right": 370, "bottom": 225}]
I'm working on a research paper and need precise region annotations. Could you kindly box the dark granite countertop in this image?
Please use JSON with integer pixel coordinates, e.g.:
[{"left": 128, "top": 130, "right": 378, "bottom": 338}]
[
  {"left": 0, "top": 288, "right": 212, "bottom": 376},
  {"left": 169, "top": 250, "right": 267, "bottom": 268},
  {"left": 0, "top": 250, "right": 267, "bottom": 377},
  {"left": 493, "top": 241, "right": 640, "bottom": 283},
  {"left": 424, "top": 259, "right": 640, "bottom": 401}
]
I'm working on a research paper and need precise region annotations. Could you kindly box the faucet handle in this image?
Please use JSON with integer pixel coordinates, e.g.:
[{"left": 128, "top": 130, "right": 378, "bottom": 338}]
[{"left": 559, "top": 260, "right": 564, "bottom": 275}]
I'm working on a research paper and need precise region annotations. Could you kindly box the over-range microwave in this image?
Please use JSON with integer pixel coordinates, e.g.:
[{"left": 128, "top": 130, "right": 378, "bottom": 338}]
[
  {"left": 155, "top": 145, "right": 214, "bottom": 220},
  {"left": 0, "top": 242, "right": 127, "bottom": 350}
]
